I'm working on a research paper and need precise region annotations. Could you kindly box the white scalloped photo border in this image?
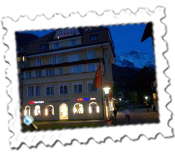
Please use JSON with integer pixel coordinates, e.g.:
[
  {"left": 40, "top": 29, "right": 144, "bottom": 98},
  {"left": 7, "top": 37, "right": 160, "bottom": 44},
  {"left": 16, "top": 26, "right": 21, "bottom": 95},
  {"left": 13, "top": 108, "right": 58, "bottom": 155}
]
[{"left": 1, "top": 6, "right": 173, "bottom": 149}]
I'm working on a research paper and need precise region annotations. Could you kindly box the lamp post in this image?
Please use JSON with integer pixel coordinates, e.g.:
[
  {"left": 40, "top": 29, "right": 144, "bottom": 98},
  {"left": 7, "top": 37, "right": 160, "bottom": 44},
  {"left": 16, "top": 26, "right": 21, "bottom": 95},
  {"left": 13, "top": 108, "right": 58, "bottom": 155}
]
[
  {"left": 103, "top": 87, "right": 111, "bottom": 120},
  {"left": 145, "top": 96, "right": 149, "bottom": 112}
]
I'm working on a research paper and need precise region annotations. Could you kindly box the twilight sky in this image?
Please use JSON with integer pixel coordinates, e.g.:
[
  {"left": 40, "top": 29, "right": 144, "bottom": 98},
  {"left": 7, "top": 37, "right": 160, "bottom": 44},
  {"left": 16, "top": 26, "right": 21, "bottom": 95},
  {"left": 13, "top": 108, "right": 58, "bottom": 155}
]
[{"left": 23, "top": 24, "right": 155, "bottom": 66}]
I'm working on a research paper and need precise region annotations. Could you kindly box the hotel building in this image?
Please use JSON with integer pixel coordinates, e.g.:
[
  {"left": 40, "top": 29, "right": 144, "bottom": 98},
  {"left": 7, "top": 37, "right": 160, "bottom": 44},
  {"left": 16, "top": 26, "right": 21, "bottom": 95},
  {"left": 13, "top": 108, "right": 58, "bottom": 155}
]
[{"left": 17, "top": 27, "right": 116, "bottom": 121}]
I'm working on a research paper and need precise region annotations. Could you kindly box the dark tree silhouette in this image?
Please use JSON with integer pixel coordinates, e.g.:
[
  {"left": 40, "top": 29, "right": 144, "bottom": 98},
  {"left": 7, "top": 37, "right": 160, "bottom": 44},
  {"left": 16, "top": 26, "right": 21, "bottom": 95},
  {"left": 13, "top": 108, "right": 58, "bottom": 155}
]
[
  {"left": 15, "top": 32, "right": 39, "bottom": 51},
  {"left": 136, "top": 66, "right": 155, "bottom": 106}
]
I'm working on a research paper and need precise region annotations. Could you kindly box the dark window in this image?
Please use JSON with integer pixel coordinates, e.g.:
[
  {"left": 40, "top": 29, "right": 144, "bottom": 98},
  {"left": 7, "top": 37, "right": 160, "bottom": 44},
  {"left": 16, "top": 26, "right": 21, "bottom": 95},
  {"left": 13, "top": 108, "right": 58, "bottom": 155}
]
[
  {"left": 57, "top": 68, "right": 62, "bottom": 75},
  {"left": 28, "top": 86, "right": 34, "bottom": 97},
  {"left": 90, "top": 35, "right": 98, "bottom": 42},
  {"left": 35, "top": 86, "right": 41, "bottom": 96},
  {"left": 45, "top": 69, "right": 55, "bottom": 77},
  {"left": 46, "top": 86, "right": 54, "bottom": 95},
  {"left": 88, "top": 83, "right": 97, "bottom": 92},
  {"left": 40, "top": 44, "right": 47, "bottom": 51},
  {"left": 35, "top": 70, "right": 42, "bottom": 78},
  {"left": 60, "top": 85, "right": 68, "bottom": 94},
  {"left": 73, "top": 84, "right": 83, "bottom": 93}
]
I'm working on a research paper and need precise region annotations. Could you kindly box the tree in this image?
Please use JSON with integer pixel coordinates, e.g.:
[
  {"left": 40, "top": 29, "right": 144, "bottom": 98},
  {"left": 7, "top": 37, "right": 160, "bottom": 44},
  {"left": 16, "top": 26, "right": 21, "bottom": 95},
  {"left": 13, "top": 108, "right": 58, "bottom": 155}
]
[{"left": 136, "top": 66, "right": 155, "bottom": 106}]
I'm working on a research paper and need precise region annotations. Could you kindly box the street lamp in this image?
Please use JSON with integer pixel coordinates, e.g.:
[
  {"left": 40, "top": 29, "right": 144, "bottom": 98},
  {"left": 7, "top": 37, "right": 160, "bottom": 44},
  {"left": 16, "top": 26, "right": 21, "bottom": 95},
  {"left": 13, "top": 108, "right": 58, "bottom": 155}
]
[
  {"left": 103, "top": 86, "right": 111, "bottom": 120},
  {"left": 145, "top": 96, "right": 149, "bottom": 112},
  {"left": 103, "top": 87, "right": 111, "bottom": 95},
  {"left": 119, "top": 98, "right": 122, "bottom": 101},
  {"left": 145, "top": 96, "right": 148, "bottom": 101}
]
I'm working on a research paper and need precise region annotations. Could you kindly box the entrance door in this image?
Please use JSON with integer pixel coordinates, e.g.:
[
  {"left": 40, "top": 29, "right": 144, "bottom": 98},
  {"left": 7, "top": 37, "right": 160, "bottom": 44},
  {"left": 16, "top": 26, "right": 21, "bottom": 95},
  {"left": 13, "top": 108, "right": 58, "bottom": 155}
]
[{"left": 59, "top": 103, "right": 68, "bottom": 120}]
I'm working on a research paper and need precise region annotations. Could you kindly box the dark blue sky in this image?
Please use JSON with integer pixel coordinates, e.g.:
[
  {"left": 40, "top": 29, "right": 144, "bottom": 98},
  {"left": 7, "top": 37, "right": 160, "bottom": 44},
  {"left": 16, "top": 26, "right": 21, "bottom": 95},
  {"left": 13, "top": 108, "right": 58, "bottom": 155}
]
[
  {"left": 23, "top": 24, "right": 154, "bottom": 58},
  {"left": 109, "top": 24, "right": 154, "bottom": 56}
]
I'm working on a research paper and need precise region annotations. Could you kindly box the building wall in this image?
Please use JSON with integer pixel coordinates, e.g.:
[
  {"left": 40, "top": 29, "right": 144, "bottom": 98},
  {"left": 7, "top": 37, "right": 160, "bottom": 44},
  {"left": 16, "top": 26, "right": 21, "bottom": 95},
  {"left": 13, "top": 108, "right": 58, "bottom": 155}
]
[
  {"left": 28, "top": 46, "right": 103, "bottom": 67},
  {"left": 20, "top": 28, "right": 115, "bottom": 121}
]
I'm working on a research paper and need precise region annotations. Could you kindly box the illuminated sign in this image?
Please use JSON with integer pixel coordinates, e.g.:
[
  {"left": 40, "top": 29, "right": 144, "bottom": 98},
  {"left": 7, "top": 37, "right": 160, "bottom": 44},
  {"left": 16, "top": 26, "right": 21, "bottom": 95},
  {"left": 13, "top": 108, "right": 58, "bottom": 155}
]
[
  {"left": 90, "top": 98, "right": 96, "bottom": 101},
  {"left": 75, "top": 98, "right": 96, "bottom": 101},
  {"left": 30, "top": 101, "right": 44, "bottom": 104}
]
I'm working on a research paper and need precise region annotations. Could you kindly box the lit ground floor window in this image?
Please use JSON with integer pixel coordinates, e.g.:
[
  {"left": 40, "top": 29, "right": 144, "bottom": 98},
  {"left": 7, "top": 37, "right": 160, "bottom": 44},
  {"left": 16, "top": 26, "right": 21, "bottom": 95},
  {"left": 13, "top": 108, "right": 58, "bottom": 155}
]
[
  {"left": 59, "top": 103, "right": 68, "bottom": 120},
  {"left": 24, "top": 105, "right": 31, "bottom": 116},
  {"left": 73, "top": 103, "right": 84, "bottom": 114},
  {"left": 23, "top": 101, "right": 101, "bottom": 119},
  {"left": 34, "top": 105, "right": 41, "bottom": 116},
  {"left": 45, "top": 105, "right": 54, "bottom": 116},
  {"left": 89, "top": 102, "right": 100, "bottom": 113}
]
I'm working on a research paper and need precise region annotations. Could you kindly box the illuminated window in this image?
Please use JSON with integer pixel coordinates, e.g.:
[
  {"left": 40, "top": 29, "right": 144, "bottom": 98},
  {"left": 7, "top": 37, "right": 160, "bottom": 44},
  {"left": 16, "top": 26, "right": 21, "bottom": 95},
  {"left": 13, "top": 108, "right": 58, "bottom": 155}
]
[
  {"left": 45, "top": 105, "right": 54, "bottom": 116},
  {"left": 34, "top": 105, "right": 41, "bottom": 116},
  {"left": 89, "top": 102, "right": 99, "bottom": 113},
  {"left": 153, "top": 93, "right": 157, "bottom": 99},
  {"left": 59, "top": 103, "right": 68, "bottom": 120},
  {"left": 73, "top": 103, "right": 84, "bottom": 114},
  {"left": 24, "top": 106, "right": 31, "bottom": 116},
  {"left": 22, "top": 56, "right": 26, "bottom": 62},
  {"left": 17, "top": 57, "right": 21, "bottom": 62}
]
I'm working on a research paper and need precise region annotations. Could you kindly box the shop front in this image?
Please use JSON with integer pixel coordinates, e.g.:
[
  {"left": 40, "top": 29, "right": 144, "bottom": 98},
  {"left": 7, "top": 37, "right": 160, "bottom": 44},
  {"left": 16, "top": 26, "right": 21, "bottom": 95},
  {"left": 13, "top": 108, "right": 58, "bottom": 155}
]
[{"left": 23, "top": 97, "right": 104, "bottom": 121}]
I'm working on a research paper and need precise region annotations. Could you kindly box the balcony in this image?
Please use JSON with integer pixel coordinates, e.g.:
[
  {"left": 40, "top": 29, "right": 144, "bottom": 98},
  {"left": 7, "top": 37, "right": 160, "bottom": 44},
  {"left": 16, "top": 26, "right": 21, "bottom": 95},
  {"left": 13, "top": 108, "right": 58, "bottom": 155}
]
[{"left": 18, "top": 60, "right": 30, "bottom": 69}]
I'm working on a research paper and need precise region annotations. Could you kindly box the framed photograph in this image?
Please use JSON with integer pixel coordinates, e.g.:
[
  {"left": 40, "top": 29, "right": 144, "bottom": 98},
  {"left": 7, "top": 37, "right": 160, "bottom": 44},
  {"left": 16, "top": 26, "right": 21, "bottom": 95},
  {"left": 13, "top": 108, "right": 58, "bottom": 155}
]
[{"left": 2, "top": 7, "right": 172, "bottom": 148}]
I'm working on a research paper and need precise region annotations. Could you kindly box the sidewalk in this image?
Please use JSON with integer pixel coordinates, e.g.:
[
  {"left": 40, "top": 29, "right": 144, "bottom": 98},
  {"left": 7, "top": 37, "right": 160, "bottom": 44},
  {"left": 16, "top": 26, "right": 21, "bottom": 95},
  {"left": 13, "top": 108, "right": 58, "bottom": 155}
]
[
  {"left": 125, "top": 108, "right": 158, "bottom": 113},
  {"left": 112, "top": 110, "right": 159, "bottom": 125}
]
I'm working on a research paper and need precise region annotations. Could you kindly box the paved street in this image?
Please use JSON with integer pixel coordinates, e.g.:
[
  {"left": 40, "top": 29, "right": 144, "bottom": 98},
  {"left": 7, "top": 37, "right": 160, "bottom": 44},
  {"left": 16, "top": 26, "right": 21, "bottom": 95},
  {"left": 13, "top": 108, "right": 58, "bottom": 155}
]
[{"left": 112, "top": 110, "right": 159, "bottom": 126}]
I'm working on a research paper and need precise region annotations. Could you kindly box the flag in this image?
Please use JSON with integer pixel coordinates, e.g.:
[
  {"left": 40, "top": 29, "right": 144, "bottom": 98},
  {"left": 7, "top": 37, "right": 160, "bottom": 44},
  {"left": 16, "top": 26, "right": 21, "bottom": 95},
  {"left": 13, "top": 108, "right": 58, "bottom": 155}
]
[{"left": 91, "top": 63, "right": 102, "bottom": 91}]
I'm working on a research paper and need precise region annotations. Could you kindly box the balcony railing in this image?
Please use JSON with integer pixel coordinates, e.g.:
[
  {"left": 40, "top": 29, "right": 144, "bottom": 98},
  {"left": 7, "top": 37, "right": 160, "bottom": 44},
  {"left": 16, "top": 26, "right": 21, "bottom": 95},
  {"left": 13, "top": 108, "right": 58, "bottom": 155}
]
[{"left": 18, "top": 60, "right": 30, "bottom": 69}]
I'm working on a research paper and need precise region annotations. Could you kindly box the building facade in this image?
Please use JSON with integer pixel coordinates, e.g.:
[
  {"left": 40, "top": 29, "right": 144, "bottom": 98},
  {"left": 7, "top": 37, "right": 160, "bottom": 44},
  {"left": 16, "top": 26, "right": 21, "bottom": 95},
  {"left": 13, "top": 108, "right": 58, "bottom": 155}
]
[{"left": 17, "top": 27, "right": 116, "bottom": 121}]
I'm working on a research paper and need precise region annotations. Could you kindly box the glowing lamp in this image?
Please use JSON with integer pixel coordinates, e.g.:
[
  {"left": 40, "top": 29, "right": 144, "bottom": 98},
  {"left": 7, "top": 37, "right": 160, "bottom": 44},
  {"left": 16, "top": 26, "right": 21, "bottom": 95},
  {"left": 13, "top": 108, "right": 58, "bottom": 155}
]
[
  {"left": 45, "top": 109, "right": 48, "bottom": 116},
  {"left": 103, "top": 87, "right": 111, "bottom": 95},
  {"left": 145, "top": 96, "right": 148, "bottom": 100}
]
